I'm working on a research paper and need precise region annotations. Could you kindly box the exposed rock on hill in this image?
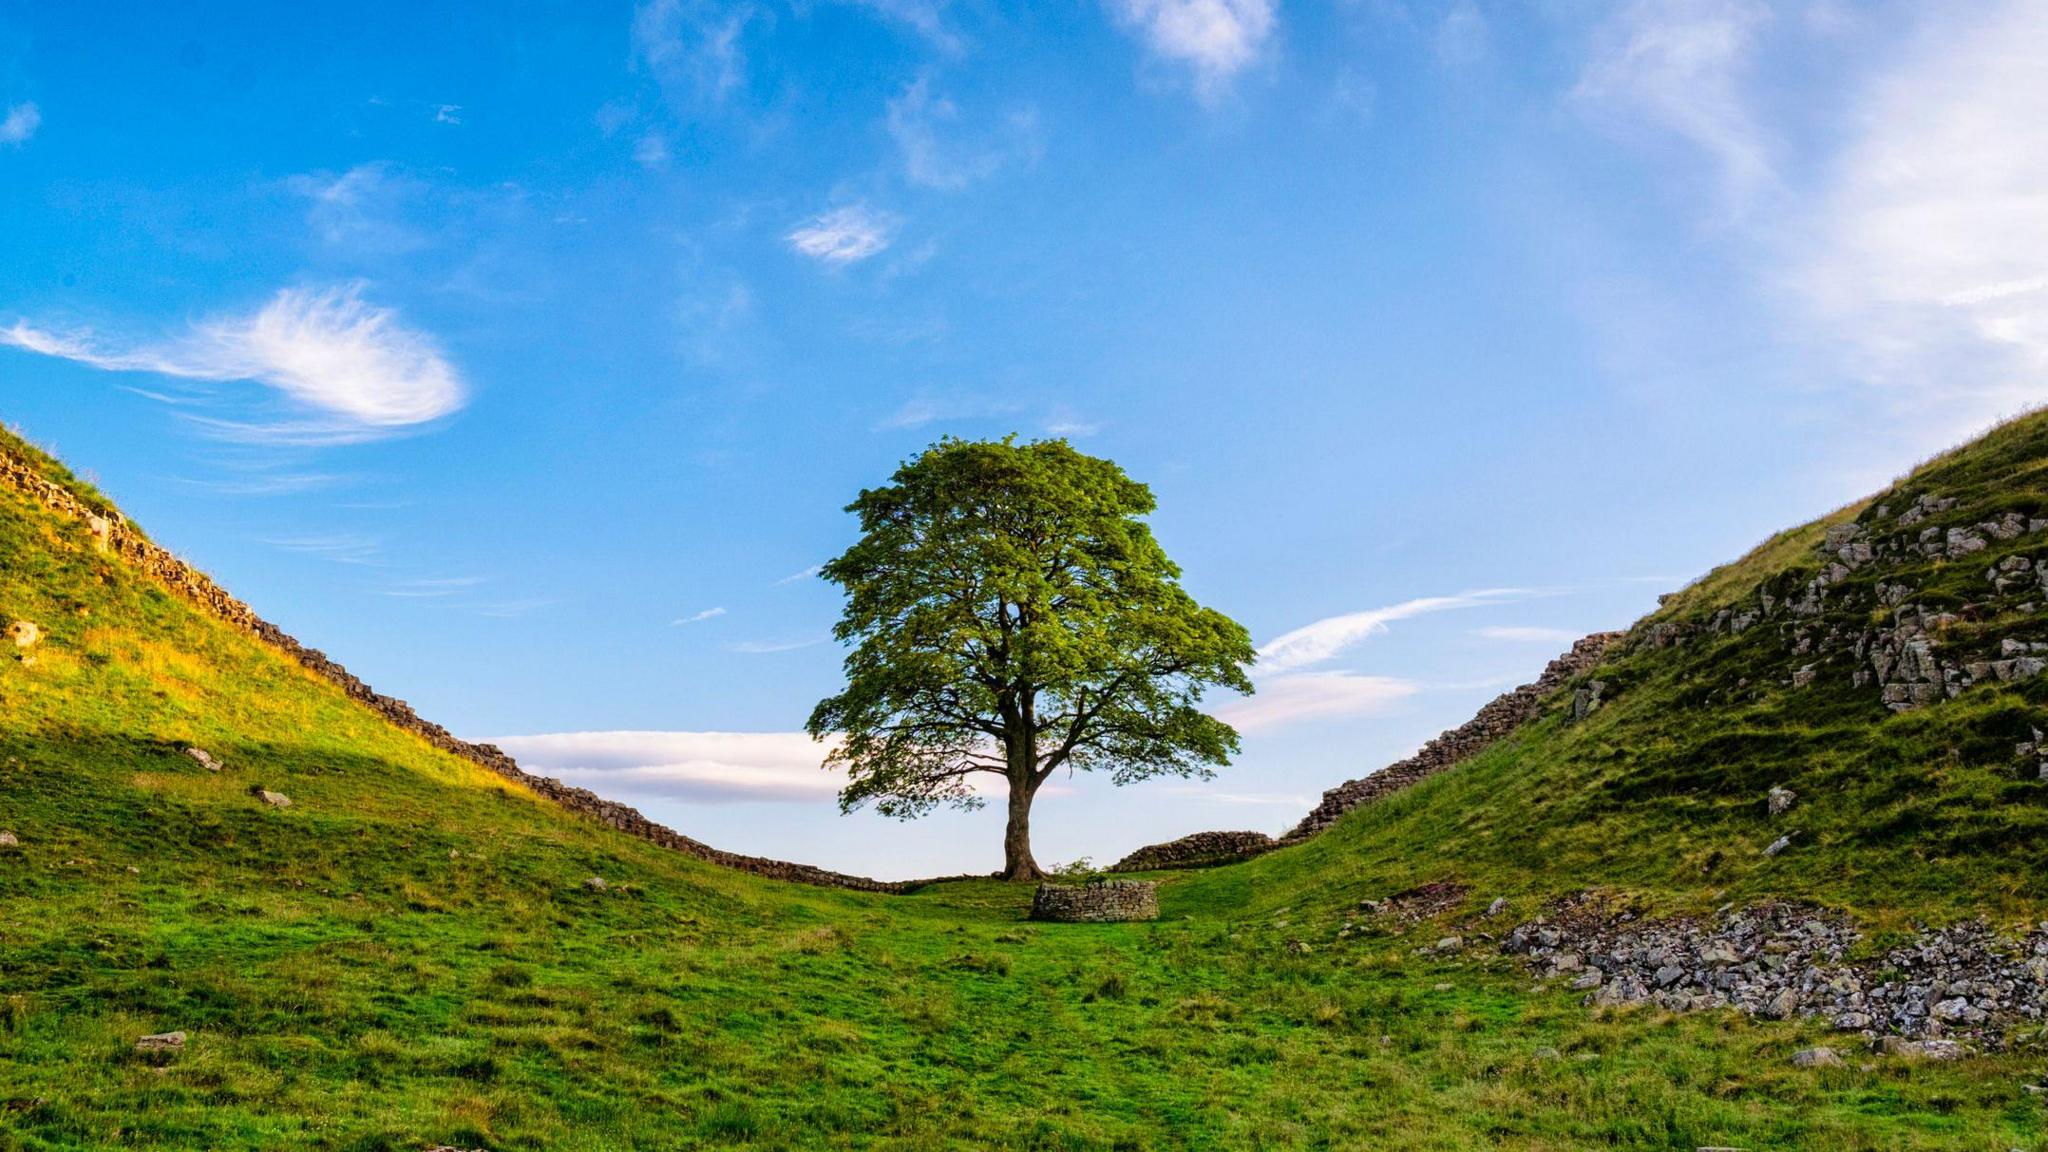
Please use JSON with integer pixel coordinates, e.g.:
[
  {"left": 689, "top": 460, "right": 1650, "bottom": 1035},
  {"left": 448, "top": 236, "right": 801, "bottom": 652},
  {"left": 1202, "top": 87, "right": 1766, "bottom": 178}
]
[{"left": 1640, "top": 487, "right": 2048, "bottom": 717}]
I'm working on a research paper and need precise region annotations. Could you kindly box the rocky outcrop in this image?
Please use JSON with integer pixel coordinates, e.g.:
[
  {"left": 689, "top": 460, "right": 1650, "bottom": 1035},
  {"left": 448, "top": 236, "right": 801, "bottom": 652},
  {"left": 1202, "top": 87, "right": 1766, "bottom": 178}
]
[
  {"left": 1502, "top": 893, "right": 2048, "bottom": 1049},
  {"left": 1654, "top": 491, "right": 2048, "bottom": 715},
  {"left": 1030, "top": 880, "right": 1159, "bottom": 922},
  {"left": 0, "top": 442, "right": 917, "bottom": 894},
  {"left": 1282, "top": 632, "right": 1624, "bottom": 842},
  {"left": 1108, "top": 830, "right": 1276, "bottom": 873}
]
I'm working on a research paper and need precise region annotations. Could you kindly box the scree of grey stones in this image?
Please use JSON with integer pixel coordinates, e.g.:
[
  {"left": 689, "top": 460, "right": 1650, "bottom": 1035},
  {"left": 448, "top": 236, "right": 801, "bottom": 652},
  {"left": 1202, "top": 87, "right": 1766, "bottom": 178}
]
[{"left": 1501, "top": 894, "right": 2048, "bottom": 1050}]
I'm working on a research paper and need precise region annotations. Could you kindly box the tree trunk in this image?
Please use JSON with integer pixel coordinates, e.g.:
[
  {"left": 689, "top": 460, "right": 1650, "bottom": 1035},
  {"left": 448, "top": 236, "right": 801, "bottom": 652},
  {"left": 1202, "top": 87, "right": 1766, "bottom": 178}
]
[{"left": 1001, "top": 775, "right": 1042, "bottom": 881}]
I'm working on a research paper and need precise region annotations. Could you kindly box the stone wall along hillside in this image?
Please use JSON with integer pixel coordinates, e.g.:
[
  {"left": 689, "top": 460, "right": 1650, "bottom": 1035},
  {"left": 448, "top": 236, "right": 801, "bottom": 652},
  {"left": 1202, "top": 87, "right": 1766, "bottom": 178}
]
[
  {"left": 1109, "top": 830, "right": 1276, "bottom": 873},
  {"left": 0, "top": 444, "right": 912, "bottom": 894},
  {"left": 1283, "top": 631, "right": 1624, "bottom": 842}
]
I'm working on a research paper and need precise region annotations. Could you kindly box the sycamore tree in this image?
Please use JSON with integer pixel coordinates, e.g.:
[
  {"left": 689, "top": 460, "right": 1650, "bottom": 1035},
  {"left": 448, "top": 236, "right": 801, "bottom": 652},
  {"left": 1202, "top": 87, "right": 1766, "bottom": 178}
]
[{"left": 806, "top": 437, "right": 1255, "bottom": 881}]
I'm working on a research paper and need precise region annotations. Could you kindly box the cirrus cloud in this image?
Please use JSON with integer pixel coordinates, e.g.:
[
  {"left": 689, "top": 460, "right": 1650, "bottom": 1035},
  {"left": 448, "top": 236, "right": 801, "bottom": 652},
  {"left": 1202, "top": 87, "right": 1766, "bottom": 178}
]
[
  {"left": 0, "top": 284, "right": 465, "bottom": 443},
  {"left": 1255, "top": 589, "right": 1529, "bottom": 675}
]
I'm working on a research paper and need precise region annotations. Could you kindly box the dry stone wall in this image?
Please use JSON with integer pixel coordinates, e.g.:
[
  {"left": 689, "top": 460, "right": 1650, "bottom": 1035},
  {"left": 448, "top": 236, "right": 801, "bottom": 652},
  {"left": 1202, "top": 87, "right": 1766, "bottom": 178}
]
[
  {"left": 1030, "top": 880, "right": 1159, "bottom": 922},
  {"left": 1105, "top": 631, "right": 1624, "bottom": 871},
  {"left": 1109, "top": 830, "right": 1276, "bottom": 873},
  {"left": 1282, "top": 632, "right": 1624, "bottom": 842},
  {"left": 0, "top": 445, "right": 911, "bottom": 893}
]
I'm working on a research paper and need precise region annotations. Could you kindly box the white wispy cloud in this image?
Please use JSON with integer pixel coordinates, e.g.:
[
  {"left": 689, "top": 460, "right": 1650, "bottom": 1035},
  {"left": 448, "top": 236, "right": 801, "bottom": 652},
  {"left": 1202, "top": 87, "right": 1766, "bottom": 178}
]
[
  {"left": 840, "top": 0, "right": 961, "bottom": 52},
  {"left": 1789, "top": 0, "right": 2048, "bottom": 441},
  {"left": 1159, "top": 783, "right": 1316, "bottom": 807},
  {"left": 1109, "top": 0, "right": 1277, "bottom": 98},
  {"left": 632, "top": 0, "right": 753, "bottom": 107},
  {"left": 874, "top": 392, "right": 1023, "bottom": 430},
  {"left": 1214, "top": 671, "right": 1417, "bottom": 732},
  {"left": 170, "top": 470, "right": 350, "bottom": 497},
  {"left": 672, "top": 606, "right": 727, "bottom": 625},
  {"left": 787, "top": 206, "right": 895, "bottom": 265},
  {"left": 1434, "top": 0, "right": 1489, "bottom": 69},
  {"left": 476, "top": 597, "right": 558, "bottom": 618},
  {"left": 1473, "top": 625, "right": 1581, "bottom": 644},
  {"left": 0, "top": 284, "right": 465, "bottom": 443},
  {"left": 263, "top": 533, "right": 383, "bottom": 566},
  {"left": 379, "top": 576, "right": 489, "bottom": 599},
  {"left": 1574, "top": 0, "right": 1776, "bottom": 213},
  {"left": 286, "top": 164, "right": 428, "bottom": 253},
  {"left": 488, "top": 730, "right": 842, "bottom": 804},
  {"left": 1255, "top": 589, "right": 1529, "bottom": 675},
  {"left": 772, "top": 564, "right": 822, "bottom": 586},
  {"left": 0, "top": 102, "right": 39, "bottom": 145},
  {"left": 885, "top": 79, "right": 1038, "bottom": 191},
  {"left": 634, "top": 132, "right": 671, "bottom": 168},
  {"left": 729, "top": 634, "right": 829, "bottom": 654}
]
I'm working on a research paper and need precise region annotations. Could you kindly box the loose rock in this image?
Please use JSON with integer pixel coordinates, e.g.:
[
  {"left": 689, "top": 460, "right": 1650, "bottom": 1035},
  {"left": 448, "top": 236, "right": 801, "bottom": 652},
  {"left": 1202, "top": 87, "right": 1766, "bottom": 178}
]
[
  {"left": 1767, "top": 787, "right": 1796, "bottom": 817},
  {"left": 133, "top": 1031, "right": 186, "bottom": 1054},
  {"left": 249, "top": 787, "right": 291, "bottom": 809},
  {"left": 1792, "top": 1046, "right": 1843, "bottom": 1068},
  {"left": 184, "top": 747, "right": 221, "bottom": 772},
  {"left": 1504, "top": 894, "right": 2048, "bottom": 1049}
]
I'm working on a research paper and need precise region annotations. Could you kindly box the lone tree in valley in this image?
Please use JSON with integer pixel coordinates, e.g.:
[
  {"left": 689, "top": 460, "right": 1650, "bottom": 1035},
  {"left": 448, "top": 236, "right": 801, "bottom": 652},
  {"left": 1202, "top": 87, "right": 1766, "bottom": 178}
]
[{"left": 807, "top": 437, "right": 1256, "bottom": 880}]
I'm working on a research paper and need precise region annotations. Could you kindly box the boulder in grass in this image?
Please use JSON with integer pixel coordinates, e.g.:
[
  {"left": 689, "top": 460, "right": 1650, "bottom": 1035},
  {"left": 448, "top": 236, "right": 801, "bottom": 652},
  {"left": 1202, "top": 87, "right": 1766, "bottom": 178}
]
[
  {"left": 249, "top": 786, "right": 291, "bottom": 809},
  {"left": 1767, "top": 786, "right": 1796, "bottom": 817},
  {"left": 184, "top": 747, "right": 222, "bottom": 772},
  {"left": 1791, "top": 1046, "right": 1843, "bottom": 1068},
  {"left": 134, "top": 1031, "right": 186, "bottom": 1054}
]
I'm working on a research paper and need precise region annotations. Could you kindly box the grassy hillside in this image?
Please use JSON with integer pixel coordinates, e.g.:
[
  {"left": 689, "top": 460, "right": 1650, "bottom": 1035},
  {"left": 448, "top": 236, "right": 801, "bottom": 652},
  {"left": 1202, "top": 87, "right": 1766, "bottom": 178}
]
[{"left": 3, "top": 418, "right": 2048, "bottom": 1150}]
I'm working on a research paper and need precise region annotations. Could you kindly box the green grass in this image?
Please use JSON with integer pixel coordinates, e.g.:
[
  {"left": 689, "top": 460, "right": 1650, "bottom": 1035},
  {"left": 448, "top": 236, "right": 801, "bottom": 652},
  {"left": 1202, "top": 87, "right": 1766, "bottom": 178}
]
[{"left": 4, "top": 414, "right": 2048, "bottom": 1148}]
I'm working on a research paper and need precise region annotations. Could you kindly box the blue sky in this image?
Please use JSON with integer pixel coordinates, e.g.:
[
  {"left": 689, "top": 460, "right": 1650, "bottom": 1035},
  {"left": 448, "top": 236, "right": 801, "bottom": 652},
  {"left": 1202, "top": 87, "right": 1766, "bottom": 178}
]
[{"left": 3, "top": 0, "right": 2044, "bottom": 878}]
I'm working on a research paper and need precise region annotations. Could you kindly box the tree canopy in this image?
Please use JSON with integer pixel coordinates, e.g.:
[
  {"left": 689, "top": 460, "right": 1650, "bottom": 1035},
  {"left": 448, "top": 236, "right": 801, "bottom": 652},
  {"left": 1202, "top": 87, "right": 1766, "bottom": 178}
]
[{"left": 806, "top": 437, "right": 1255, "bottom": 880}]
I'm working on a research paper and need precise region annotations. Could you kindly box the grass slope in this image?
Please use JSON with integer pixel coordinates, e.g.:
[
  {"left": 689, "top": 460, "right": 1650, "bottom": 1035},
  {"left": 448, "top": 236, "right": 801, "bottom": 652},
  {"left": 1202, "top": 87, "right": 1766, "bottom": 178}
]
[{"left": 2, "top": 419, "right": 2047, "bottom": 1149}]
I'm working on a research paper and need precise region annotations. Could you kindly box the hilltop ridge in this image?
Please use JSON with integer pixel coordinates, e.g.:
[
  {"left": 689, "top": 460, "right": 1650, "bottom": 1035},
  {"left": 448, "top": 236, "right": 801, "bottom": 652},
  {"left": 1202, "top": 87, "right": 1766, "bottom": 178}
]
[{"left": 0, "top": 426, "right": 915, "bottom": 893}]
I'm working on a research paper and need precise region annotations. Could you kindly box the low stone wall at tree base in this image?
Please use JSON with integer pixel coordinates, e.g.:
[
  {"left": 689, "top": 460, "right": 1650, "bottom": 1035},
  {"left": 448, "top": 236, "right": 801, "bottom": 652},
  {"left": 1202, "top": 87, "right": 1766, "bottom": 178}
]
[
  {"left": 1108, "top": 830, "right": 1276, "bottom": 873},
  {"left": 0, "top": 445, "right": 916, "bottom": 894},
  {"left": 1030, "top": 880, "right": 1160, "bottom": 922}
]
